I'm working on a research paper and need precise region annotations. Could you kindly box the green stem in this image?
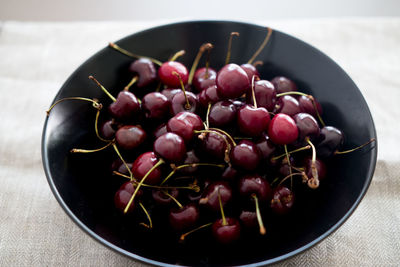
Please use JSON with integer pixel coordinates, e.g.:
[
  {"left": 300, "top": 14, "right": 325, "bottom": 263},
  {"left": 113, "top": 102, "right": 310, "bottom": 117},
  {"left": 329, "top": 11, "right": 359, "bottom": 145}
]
[
  {"left": 334, "top": 138, "right": 376, "bottom": 155},
  {"left": 108, "top": 42, "right": 162, "bottom": 66},
  {"left": 169, "top": 50, "right": 185, "bottom": 61},
  {"left": 89, "top": 75, "right": 116, "bottom": 102},
  {"left": 225, "top": 32, "right": 239, "bottom": 65},
  {"left": 188, "top": 43, "right": 213, "bottom": 85},
  {"left": 218, "top": 189, "right": 227, "bottom": 226},
  {"left": 112, "top": 143, "right": 134, "bottom": 181},
  {"left": 163, "top": 190, "right": 183, "bottom": 209},
  {"left": 46, "top": 97, "right": 101, "bottom": 115},
  {"left": 139, "top": 202, "right": 152, "bottom": 229},
  {"left": 271, "top": 145, "right": 311, "bottom": 161},
  {"left": 70, "top": 141, "right": 113, "bottom": 153},
  {"left": 179, "top": 222, "right": 213, "bottom": 242},
  {"left": 252, "top": 194, "right": 266, "bottom": 235},
  {"left": 248, "top": 27, "right": 273, "bottom": 64}
]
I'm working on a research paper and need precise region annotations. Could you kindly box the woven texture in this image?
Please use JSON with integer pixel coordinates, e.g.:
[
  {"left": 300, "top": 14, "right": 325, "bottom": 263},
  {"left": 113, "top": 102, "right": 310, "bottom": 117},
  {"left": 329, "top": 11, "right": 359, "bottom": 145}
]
[{"left": 0, "top": 18, "right": 399, "bottom": 266}]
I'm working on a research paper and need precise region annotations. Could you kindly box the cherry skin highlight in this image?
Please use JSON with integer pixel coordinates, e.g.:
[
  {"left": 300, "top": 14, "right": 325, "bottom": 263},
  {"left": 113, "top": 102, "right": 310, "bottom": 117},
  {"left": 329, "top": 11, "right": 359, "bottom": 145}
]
[{"left": 268, "top": 113, "right": 299, "bottom": 145}]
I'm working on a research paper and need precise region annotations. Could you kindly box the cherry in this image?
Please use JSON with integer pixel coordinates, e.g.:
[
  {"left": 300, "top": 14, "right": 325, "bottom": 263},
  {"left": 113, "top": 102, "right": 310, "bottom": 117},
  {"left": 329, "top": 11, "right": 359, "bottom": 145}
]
[
  {"left": 304, "top": 156, "right": 327, "bottom": 181},
  {"left": 179, "top": 150, "right": 200, "bottom": 174},
  {"left": 240, "top": 63, "right": 260, "bottom": 81},
  {"left": 239, "top": 175, "right": 272, "bottom": 202},
  {"left": 171, "top": 91, "right": 198, "bottom": 115},
  {"left": 270, "top": 76, "right": 298, "bottom": 94},
  {"left": 230, "top": 140, "right": 261, "bottom": 171},
  {"left": 177, "top": 111, "right": 203, "bottom": 130},
  {"left": 268, "top": 113, "right": 299, "bottom": 145},
  {"left": 221, "top": 165, "right": 238, "bottom": 180},
  {"left": 141, "top": 92, "right": 169, "bottom": 120},
  {"left": 128, "top": 58, "right": 157, "bottom": 87},
  {"left": 216, "top": 63, "right": 250, "bottom": 99},
  {"left": 131, "top": 152, "right": 163, "bottom": 184},
  {"left": 169, "top": 203, "right": 200, "bottom": 231},
  {"left": 239, "top": 210, "right": 258, "bottom": 229},
  {"left": 293, "top": 113, "right": 320, "bottom": 141},
  {"left": 158, "top": 61, "right": 188, "bottom": 88},
  {"left": 199, "top": 132, "right": 228, "bottom": 161},
  {"left": 298, "top": 95, "right": 323, "bottom": 118},
  {"left": 256, "top": 134, "right": 276, "bottom": 160},
  {"left": 274, "top": 95, "right": 301, "bottom": 117},
  {"left": 153, "top": 123, "right": 168, "bottom": 139},
  {"left": 99, "top": 119, "right": 117, "bottom": 140},
  {"left": 212, "top": 217, "right": 241, "bottom": 244},
  {"left": 316, "top": 126, "right": 344, "bottom": 158},
  {"left": 193, "top": 67, "right": 217, "bottom": 92},
  {"left": 115, "top": 125, "right": 146, "bottom": 150},
  {"left": 208, "top": 100, "right": 236, "bottom": 128},
  {"left": 152, "top": 188, "right": 179, "bottom": 206},
  {"left": 237, "top": 105, "right": 270, "bottom": 137},
  {"left": 187, "top": 179, "right": 212, "bottom": 202},
  {"left": 154, "top": 132, "right": 186, "bottom": 163},
  {"left": 161, "top": 88, "right": 181, "bottom": 102},
  {"left": 108, "top": 91, "right": 141, "bottom": 121},
  {"left": 111, "top": 159, "right": 132, "bottom": 176},
  {"left": 200, "top": 181, "right": 233, "bottom": 212},
  {"left": 167, "top": 111, "right": 203, "bottom": 142},
  {"left": 198, "top": 85, "right": 221, "bottom": 107},
  {"left": 278, "top": 156, "right": 295, "bottom": 177},
  {"left": 270, "top": 186, "right": 295, "bottom": 215},
  {"left": 114, "top": 181, "right": 143, "bottom": 213},
  {"left": 246, "top": 80, "right": 276, "bottom": 111}
]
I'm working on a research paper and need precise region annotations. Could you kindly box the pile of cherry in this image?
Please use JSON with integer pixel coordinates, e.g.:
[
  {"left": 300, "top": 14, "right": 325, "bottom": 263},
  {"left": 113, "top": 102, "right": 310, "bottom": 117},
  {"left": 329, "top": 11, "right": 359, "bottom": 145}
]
[{"left": 47, "top": 29, "right": 374, "bottom": 244}]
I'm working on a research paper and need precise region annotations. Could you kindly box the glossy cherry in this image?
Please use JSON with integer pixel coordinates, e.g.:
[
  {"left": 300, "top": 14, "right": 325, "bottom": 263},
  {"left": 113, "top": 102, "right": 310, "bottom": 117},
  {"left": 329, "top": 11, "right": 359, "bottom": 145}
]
[
  {"left": 179, "top": 150, "right": 200, "bottom": 174},
  {"left": 108, "top": 91, "right": 141, "bottom": 121},
  {"left": 216, "top": 63, "right": 250, "bottom": 99},
  {"left": 167, "top": 114, "right": 195, "bottom": 143},
  {"left": 212, "top": 217, "right": 241, "bottom": 244},
  {"left": 270, "top": 76, "right": 298, "bottom": 94},
  {"left": 246, "top": 80, "right": 276, "bottom": 111},
  {"left": 270, "top": 186, "right": 295, "bottom": 214},
  {"left": 193, "top": 67, "right": 217, "bottom": 92},
  {"left": 153, "top": 123, "right": 168, "bottom": 139},
  {"left": 274, "top": 95, "right": 301, "bottom": 117},
  {"left": 230, "top": 140, "right": 261, "bottom": 171},
  {"left": 209, "top": 100, "right": 236, "bottom": 128},
  {"left": 131, "top": 152, "right": 163, "bottom": 184},
  {"left": 158, "top": 61, "right": 188, "bottom": 87},
  {"left": 239, "top": 175, "right": 272, "bottom": 202},
  {"left": 298, "top": 95, "right": 323, "bottom": 117},
  {"left": 239, "top": 210, "right": 258, "bottom": 229},
  {"left": 316, "top": 126, "right": 344, "bottom": 158},
  {"left": 256, "top": 134, "right": 276, "bottom": 160},
  {"left": 200, "top": 181, "right": 233, "bottom": 212},
  {"left": 199, "top": 132, "right": 228, "bottom": 161},
  {"left": 115, "top": 125, "right": 146, "bottom": 150},
  {"left": 240, "top": 63, "right": 260, "bottom": 81},
  {"left": 161, "top": 88, "right": 181, "bottom": 102},
  {"left": 221, "top": 165, "right": 238, "bottom": 180},
  {"left": 171, "top": 91, "right": 198, "bottom": 115},
  {"left": 128, "top": 58, "right": 157, "bottom": 87},
  {"left": 198, "top": 85, "right": 221, "bottom": 107},
  {"left": 154, "top": 132, "right": 186, "bottom": 163},
  {"left": 114, "top": 181, "right": 143, "bottom": 213},
  {"left": 237, "top": 105, "right": 270, "bottom": 137},
  {"left": 99, "top": 119, "right": 117, "bottom": 140},
  {"left": 268, "top": 113, "right": 299, "bottom": 145},
  {"left": 293, "top": 112, "right": 320, "bottom": 141},
  {"left": 152, "top": 188, "right": 179, "bottom": 206},
  {"left": 169, "top": 203, "right": 200, "bottom": 231},
  {"left": 142, "top": 92, "right": 169, "bottom": 120}
]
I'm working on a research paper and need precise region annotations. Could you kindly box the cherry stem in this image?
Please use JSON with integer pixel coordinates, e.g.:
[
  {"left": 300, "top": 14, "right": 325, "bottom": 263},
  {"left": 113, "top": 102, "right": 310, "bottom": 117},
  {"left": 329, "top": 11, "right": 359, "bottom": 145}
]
[
  {"left": 334, "top": 138, "right": 376, "bottom": 155},
  {"left": 70, "top": 141, "right": 113, "bottom": 153},
  {"left": 252, "top": 61, "right": 264, "bottom": 67},
  {"left": 194, "top": 129, "right": 234, "bottom": 163},
  {"left": 206, "top": 103, "right": 212, "bottom": 129},
  {"left": 284, "top": 144, "right": 293, "bottom": 189},
  {"left": 305, "top": 137, "right": 319, "bottom": 186},
  {"left": 179, "top": 222, "right": 213, "bottom": 242},
  {"left": 124, "top": 159, "right": 165, "bottom": 214},
  {"left": 188, "top": 43, "right": 213, "bottom": 85},
  {"left": 89, "top": 75, "right": 116, "bottom": 102},
  {"left": 160, "top": 163, "right": 225, "bottom": 185},
  {"left": 225, "top": 32, "right": 240, "bottom": 65},
  {"left": 248, "top": 27, "right": 273, "bottom": 64},
  {"left": 205, "top": 46, "right": 212, "bottom": 79},
  {"left": 112, "top": 143, "right": 134, "bottom": 181},
  {"left": 94, "top": 109, "right": 113, "bottom": 142},
  {"left": 46, "top": 97, "right": 102, "bottom": 115},
  {"left": 108, "top": 42, "right": 162, "bottom": 66},
  {"left": 169, "top": 50, "right": 185, "bottom": 61},
  {"left": 139, "top": 202, "right": 153, "bottom": 229},
  {"left": 124, "top": 76, "right": 138, "bottom": 91},
  {"left": 208, "top": 128, "right": 237, "bottom": 146},
  {"left": 173, "top": 71, "right": 191, "bottom": 110},
  {"left": 278, "top": 172, "right": 305, "bottom": 186},
  {"left": 271, "top": 145, "right": 311, "bottom": 162},
  {"left": 218, "top": 189, "right": 227, "bottom": 226},
  {"left": 252, "top": 194, "right": 266, "bottom": 235},
  {"left": 251, "top": 75, "right": 260, "bottom": 108}
]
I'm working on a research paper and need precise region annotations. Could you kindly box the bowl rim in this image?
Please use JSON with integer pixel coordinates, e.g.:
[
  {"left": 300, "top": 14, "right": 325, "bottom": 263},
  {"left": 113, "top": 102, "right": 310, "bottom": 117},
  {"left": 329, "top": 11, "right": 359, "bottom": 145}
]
[{"left": 41, "top": 19, "right": 378, "bottom": 266}]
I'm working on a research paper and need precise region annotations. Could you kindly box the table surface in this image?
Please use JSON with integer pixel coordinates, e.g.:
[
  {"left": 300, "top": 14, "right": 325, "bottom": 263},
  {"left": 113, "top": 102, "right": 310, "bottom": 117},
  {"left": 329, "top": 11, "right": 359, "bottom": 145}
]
[{"left": 0, "top": 18, "right": 399, "bottom": 266}]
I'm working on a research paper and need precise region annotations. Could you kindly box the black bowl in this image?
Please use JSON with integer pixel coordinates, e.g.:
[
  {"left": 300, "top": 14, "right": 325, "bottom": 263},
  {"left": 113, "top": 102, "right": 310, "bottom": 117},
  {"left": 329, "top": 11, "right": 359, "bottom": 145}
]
[{"left": 41, "top": 21, "right": 377, "bottom": 266}]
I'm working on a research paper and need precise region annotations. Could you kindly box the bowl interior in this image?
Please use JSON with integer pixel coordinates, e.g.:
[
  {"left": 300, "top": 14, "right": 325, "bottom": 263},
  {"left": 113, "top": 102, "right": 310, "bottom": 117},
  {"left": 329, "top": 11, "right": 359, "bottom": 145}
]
[{"left": 42, "top": 21, "right": 377, "bottom": 266}]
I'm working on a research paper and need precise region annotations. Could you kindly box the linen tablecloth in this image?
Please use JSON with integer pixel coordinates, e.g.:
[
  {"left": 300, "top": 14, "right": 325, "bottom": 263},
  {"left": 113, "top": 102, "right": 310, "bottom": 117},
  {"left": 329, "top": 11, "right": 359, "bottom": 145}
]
[{"left": 0, "top": 18, "right": 399, "bottom": 266}]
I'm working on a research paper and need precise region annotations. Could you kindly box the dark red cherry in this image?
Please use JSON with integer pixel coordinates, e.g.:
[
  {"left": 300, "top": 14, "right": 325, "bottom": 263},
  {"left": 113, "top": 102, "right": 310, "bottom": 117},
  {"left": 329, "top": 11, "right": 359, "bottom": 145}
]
[
  {"left": 154, "top": 132, "right": 186, "bottom": 163},
  {"left": 99, "top": 119, "right": 117, "bottom": 139},
  {"left": 169, "top": 203, "right": 200, "bottom": 231},
  {"left": 221, "top": 165, "right": 238, "bottom": 180},
  {"left": 232, "top": 100, "right": 245, "bottom": 110},
  {"left": 304, "top": 156, "right": 327, "bottom": 181},
  {"left": 200, "top": 181, "right": 232, "bottom": 212},
  {"left": 239, "top": 174, "right": 272, "bottom": 202},
  {"left": 167, "top": 114, "right": 195, "bottom": 143},
  {"left": 270, "top": 76, "right": 298, "bottom": 94},
  {"left": 212, "top": 217, "right": 241, "bottom": 244},
  {"left": 270, "top": 186, "right": 294, "bottom": 215},
  {"left": 275, "top": 95, "right": 301, "bottom": 117},
  {"left": 114, "top": 182, "right": 143, "bottom": 213},
  {"left": 240, "top": 63, "right": 260, "bottom": 81},
  {"left": 298, "top": 95, "right": 323, "bottom": 117},
  {"left": 237, "top": 105, "right": 270, "bottom": 137},
  {"left": 153, "top": 123, "right": 168, "bottom": 139},
  {"left": 187, "top": 179, "right": 212, "bottom": 202},
  {"left": 198, "top": 85, "right": 221, "bottom": 107},
  {"left": 193, "top": 67, "right": 217, "bottom": 92},
  {"left": 128, "top": 58, "right": 157, "bottom": 87},
  {"left": 179, "top": 150, "right": 200, "bottom": 174},
  {"left": 246, "top": 80, "right": 276, "bottom": 111},
  {"left": 230, "top": 140, "right": 261, "bottom": 171},
  {"left": 216, "top": 63, "right": 250, "bottom": 99},
  {"left": 141, "top": 92, "right": 169, "bottom": 120},
  {"left": 209, "top": 100, "right": 236, "bottom": 128},
  {"left": 131, "top": 152, "right": 162, "bottom": 184},
  {"left": 108, "top": 91, "right": 140, "bottom": 121},
  {"left": 239, "top": 210, "right": 258, "bottom": 229},
  {"left": 115, "top": 125, "right": 146, "bottom": 150},
  {"left": 200, "top": 132, "right": 228, "bottom": 161},
  {"left": 158, "top": 61, "right": 189, "bottom": 88},
  {"left": 152, "top": 188, "right": 179, "bottom": 206},
  {"left": 278, "top": 156, "right": 295, "bottom": 177},
  {"left": 268, "top": 113, "right": 299, "bottom": 145},
  {"left": 176, "top": 111, "right": 203, "bottom": 130},
  {"left": 316, "top": 126, "right": 344, "bottom": 158},
  {"left": 171, "top": 91, "right": 198, "bottom": 115},
  {"left": 293, "top": 112, "right": 320, "bottom": 141},
  {"left": 161, "top": 88, "right": 181, "bottom": 102},
  {"left": 256, "top": 134, "right": 276, "bottom": 160}
]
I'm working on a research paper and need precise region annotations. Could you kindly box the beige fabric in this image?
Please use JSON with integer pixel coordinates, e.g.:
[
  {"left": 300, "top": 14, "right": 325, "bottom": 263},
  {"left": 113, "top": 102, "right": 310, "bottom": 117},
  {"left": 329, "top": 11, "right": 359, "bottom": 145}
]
[{"left": 0, "top": 18, "right": 399, "bottom": 266}]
